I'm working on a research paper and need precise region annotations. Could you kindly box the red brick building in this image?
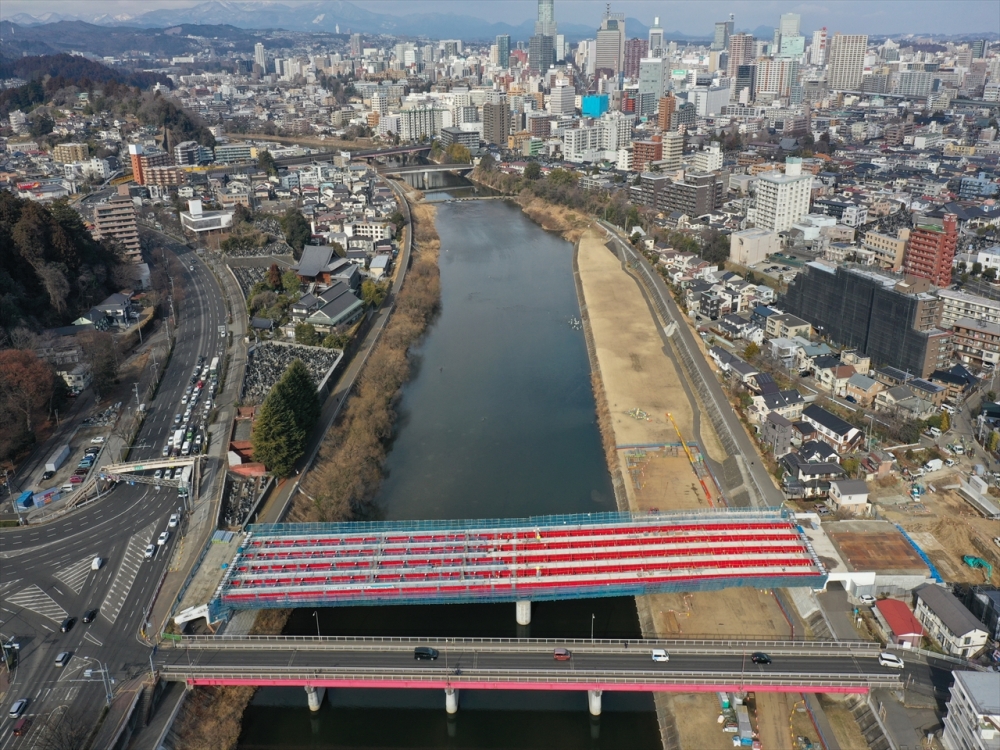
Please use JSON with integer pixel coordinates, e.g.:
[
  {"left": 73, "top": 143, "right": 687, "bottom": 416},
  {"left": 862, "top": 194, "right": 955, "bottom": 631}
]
[
  {"left": 632, "top": 135, "right": 662, "bottom": 172},
  {"left": 902, "top": 213, "right": 957, "bottom": 288}
]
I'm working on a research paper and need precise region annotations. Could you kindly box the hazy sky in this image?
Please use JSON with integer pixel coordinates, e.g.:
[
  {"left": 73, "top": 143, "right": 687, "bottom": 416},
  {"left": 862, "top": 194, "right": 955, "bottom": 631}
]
[{"left": 2, "top": 0, "right": 996, "bottom": 35}]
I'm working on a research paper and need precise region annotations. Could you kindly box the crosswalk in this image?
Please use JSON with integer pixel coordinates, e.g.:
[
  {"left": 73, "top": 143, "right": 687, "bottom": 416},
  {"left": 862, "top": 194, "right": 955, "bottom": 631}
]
[
  {"left": 55, "top": 555, "right": 95, "bottom": 594},
  {"left": 101, "top": 521, "right": 156, "bottom": 625},
  {"left": 7, "top": 584, "right": 67, "bottom": 622}
]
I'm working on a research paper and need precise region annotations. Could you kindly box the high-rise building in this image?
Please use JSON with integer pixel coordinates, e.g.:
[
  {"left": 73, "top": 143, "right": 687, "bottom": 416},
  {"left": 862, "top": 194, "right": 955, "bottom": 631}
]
[
  {"left": 897, "top": 70, "right": 934, "bottom": 98},
  {"left": 660, "top": 130, "right": 684, "bottom": 172},
  {"left": 254, "top": 42, "right": 266, "bottom": 71},
  {"left": 727, "top": 33, "right": 756, "bottom": 79},
  {"left": 535, "top": 0, "right": 557, "bottom": 37},
  {"left": 941, "top": 672, "right": 1000, "bottom": 750},
  {"left": 734, "top": 64, "right": 757, "bottom": 102},
  {"left": 691, "top": 143, "right": 723, "bottom": 173},
  {"left": 779, "top": 13, "right": 801, "bottom": 38},
  {"left": 748, "top": 158, "right": 811, "bottom": 232},
  {"left": 784, "top": 264, "right": 950, "bottom": 377},
  {"left": 648, "top": 17, "right": 664, "bottom": 56},
  {"left": 53, "top": 142, "right": 89, "bottom": 163},
  {"left": 756, "top": 57, "right": 799, "bottom": 99},
  {"left": 494, "top": 34, "right": 510, "bottom": 68},
  {"left": 483, "top": 100, "right": 511, "bottom": 146},
  {"left": 971, "top": 39, "right": 989, "bottom": 58},
  {"left": 529, "top": 34, "right": 554, "bottom": 73},
  {"left": 713, "top": 18, "right": 734, "bottom": 51},
  {"left": 903, "top": 214, "right": 958, "bottom": 289},
  {"left": 657, "top": 93, "right": 676, "bottom": 130},
  {"left": 128, "top": 144, "right": 173, "bottom": 186},
  {"left": 624, "top": 38, "right": 647, "bottom": 79},
  {"left": 93, "top": 186, "right": 141, "bottom": 263},
  {"left": 595, "top": 9, "right": 626, "bottom": 76},
  {"left": 827, "top": 33, "right": 868, "bottom": 91},
  {"left": 637, "top": 57, "right": 665, "bottom": 115},
  {"left": 810, "top": 28, "right": 828, "bottom": 66},
  {"left": 548, "top": 82, "right": 575, "bottom": 115},
  {"left": 350, "top": 34, "right": 362, "bottom": 58}
]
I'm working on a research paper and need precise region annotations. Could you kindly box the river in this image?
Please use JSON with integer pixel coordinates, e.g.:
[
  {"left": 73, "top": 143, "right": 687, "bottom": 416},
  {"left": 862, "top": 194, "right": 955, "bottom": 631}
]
[{"left": 237, "top": 197, "right": 662, "bottom": 749}]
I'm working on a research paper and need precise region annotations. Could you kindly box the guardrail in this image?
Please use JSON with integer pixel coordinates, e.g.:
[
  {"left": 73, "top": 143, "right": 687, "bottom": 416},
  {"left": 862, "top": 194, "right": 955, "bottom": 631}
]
[
  {"left": 157, "top": 665, "right": 900, "bottom": 690},
  {"left": 166, "top": 634, "right": 882, "bottom": 654}
]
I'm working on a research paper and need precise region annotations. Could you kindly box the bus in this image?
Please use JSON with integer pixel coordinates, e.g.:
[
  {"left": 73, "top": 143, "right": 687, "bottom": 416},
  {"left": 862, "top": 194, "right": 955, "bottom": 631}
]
[
  {"left": 209, "top": 357, "right": 220, "bottom": 376},
  {"left": 179, "top": 465, "right": 192, "bottom": 498}
]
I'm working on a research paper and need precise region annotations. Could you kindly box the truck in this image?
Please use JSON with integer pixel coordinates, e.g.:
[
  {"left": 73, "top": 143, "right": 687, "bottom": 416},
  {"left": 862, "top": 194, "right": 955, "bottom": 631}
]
[
  {"left": 209, "top": 356, "right": 219, "bottom": 376},
  {"left": 45, "top": 444, "right": 70, "bottom": 473},
  {"left": 178, "top": 465, "right": 192, "bottom": 497},
  {"left": 923, "top": 458, "right": 944, "bottom": 473},
  {"left": 173, "top": 429, "right": 185, "bottom": 450}
]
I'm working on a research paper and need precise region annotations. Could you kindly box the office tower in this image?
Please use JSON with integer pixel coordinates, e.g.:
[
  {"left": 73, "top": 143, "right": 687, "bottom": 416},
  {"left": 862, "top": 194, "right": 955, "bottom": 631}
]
[
  {"left": 555, "top": 34, "right": 566, "bottom": 61},
  {"left": 712, "top": 18, "right": 734, "bottom": 52},
  {"left": 903, "top": 214, "right": 958, "bottom": 289},
  {"left": 528, "top": 34, "right": 554, "bottom": 73},
  {"left": 748, "top": 158, "right": 811, "bottom": 232},
  {"left": 595, "top": 8, "right": 626, "bottom": 76},
  {"left": 624, "top": 38, "right": 647, "bottom": 78},
  {"left": 483, "top": 99, "right": 511, "bottom": 145},
  {"left": 657, "top": 93, "right": 676, "bottom": 130},
  {"left": 536, "top": 0, "right": 557, "bottom": 37},
  {"left": 93, "top": 187, "right": 141, "bottom": 262},
  {"left": 827, "top": 33, "right": 868, "bottom": 91},
  {"left": 779, "top": 13, "right": 800, "bottom": 38},
  {"left": 495, "top": 34, "right": 511, "bottom": 68},
  {"left": 549, "top": 82, "right": 575, "bottom": 115},
  {"left": 637, "top": 57, "right": 665, "bottom": 116},
  {"left": 811, "top": 28, "right": 828, "bottom": 66},
  {"left": 254, "top": 42, "right": 266, "bottom": 71},
  {"left": 350, "top": 33, "right": 362, "bottom": 57},
  {"left": 727, "top": 33, "right": 755, "bottom": 79},
  {"left": 971, "top": 39, "right": 989, "bottom": 58},
  {"left": 734, "top": 64, "right": 757, "bottom": 102},
  {"left": 648, "top": 16, "right": 664, "bottom": 56}
]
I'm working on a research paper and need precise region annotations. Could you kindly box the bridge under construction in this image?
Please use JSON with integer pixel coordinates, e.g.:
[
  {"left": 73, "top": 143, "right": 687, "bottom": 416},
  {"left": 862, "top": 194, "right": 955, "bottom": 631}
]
[{"left": 213, "top": 509, "right": 827, "bottom": 619}]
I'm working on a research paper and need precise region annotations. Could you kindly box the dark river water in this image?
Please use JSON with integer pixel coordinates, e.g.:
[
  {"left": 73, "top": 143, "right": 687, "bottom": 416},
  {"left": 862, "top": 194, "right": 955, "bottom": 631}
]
[{"left": 237, "top": 198, "right": 661, "bottom": 749}]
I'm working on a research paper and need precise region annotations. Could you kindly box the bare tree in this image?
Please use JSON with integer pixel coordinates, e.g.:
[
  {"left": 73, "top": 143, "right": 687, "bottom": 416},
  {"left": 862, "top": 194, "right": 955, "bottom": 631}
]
[{"left": 33, "top": 710, "right": 92, "bottom": 750}]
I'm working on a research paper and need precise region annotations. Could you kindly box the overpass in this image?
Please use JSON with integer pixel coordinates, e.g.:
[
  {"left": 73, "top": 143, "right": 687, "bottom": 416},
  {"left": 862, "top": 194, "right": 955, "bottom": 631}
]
[
  {"left": 379, "top": 163, "right": 474, "bottom": 176},
  {"left": 211, "top": 509, "right": 827, "bottom": 621},
  {"left": 156, "top": 636, "right": 901, "bottom": 715},
  {"left": 353, "top": 144, "right": 434, "bottom": 158}
]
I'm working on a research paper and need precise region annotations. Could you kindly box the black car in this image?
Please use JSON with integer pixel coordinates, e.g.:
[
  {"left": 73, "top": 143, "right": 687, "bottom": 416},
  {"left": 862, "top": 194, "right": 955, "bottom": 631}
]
[
  {"left": 82, "top": 609, "right": 98, "bottom": 623},
  {"left": 750, "top": 652, "right": 771, "bottom": 664},
  {"left": 42, "top": 470, "right": 55, "bottom": 480},
  {"left": 60, "top": 617, "right": 76, "bottom": 633},
  {"left": 413, "top": 647, "right": 439, "bottom": 661}
]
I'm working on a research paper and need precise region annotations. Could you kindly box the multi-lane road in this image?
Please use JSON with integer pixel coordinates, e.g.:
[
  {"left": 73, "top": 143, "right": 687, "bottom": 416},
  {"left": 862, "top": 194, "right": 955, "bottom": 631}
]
[{"left": 0, "top": 239, "right": 228, "bottom": 748}]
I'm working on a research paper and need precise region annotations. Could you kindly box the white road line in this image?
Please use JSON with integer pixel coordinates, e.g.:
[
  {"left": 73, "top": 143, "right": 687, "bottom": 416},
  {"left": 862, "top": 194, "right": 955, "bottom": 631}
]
[
  {"left": 84, "top": 632, "right": 103, "bottom": 647},
  {"left": 55, "top": 555, "right": 95, "bottom": 595},
  {"left": 101, "top": 521, "right": 156, "bottom": 624},
  {"left": 7, "top": 585, "right": 67, "bottom": 622}
]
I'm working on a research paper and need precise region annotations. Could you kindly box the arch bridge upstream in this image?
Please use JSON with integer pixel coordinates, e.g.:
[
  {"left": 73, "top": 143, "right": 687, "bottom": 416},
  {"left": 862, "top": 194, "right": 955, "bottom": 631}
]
[{"left": 211, "top": 509, "right": 827, "bottom": 622}]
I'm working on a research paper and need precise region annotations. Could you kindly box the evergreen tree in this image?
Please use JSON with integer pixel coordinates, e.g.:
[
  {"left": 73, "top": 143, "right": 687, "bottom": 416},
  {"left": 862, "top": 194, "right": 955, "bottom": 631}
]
[
  {"left": 251, "top": 395, "right": 305, "bottom": 477},
  {"left": 277, "top": 358, "right": 321, "bottom": 434}
]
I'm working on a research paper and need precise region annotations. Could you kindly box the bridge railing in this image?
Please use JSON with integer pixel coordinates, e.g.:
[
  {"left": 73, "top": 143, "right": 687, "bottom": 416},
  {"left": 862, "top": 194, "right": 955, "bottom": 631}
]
[
  {"left": 157, "top": 665, "right": 901, "bottom": 689},
  {"left": 165, "top": 634, "right": 881, "bottom": 654}
]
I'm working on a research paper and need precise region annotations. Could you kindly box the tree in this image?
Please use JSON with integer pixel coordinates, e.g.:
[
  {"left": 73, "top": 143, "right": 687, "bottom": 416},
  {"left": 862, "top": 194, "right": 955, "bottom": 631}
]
[
  {"left": 841, "top": 457, "right": 860, "bottom": 477},
  {"left": 939, "top": 411, "right": 950, "bottom": 433},
  {"left": 78, "top": 330, "right": 118, "bottom": 398},
  {"left": 294, "top": 322, "right": 320, "bottom": 346},
  {"left": 280, "top": 208, "right": 311, "bottom": 258},
  {"left": 361, "top": 279, "right": 387, "bottom": 308},
  {"left": 972, "top": 261, "right": 983, "bottom": 276},
  {"left": 523, "top": 162, "right": 541, "bottom": 180},
  {"left": 987, "top": 390, "right": 997, "bottom": 403},
  {"left": 444, "top": 142, "right": 471, "bottom": 164},
  {"left": 985, "top": 267, "right": 998, "bottom": 282},
  {"left": 322, "top": 332, "right": 351, "bottom": 349},
  {"left": 258, "top": 149, "right": 278, "bottom": 177},
  {"left": 0, "top": 349, "right": 54, "bottom": 435},
  {"left": 479, "top": 154, "right": 496, "bottom": 172},
  {"left": 744, "top": 342, "right": 760, "bottom": 360},
  {"left": 989, "top": 431, "right": 999, "bottom": 453},
  {"left": 251, "top": 397, "right": 304, "bottom": 478},
  {"left": 282, "top": 270, "right": 301, "bottom": 294},
  {"left": 267, "top": 263, "right": 282, "bottom": 289},
  {"left": 233, "top": 203, "right": 253, "bottom": 224},
  {"left": 277, "top": 358, "right": 320, "bottom": 436}
]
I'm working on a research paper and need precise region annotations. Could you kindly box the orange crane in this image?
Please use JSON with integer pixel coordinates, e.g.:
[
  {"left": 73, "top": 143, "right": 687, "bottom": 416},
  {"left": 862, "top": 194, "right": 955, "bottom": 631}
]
[{"left": 667, "top": 412, "right": 713, "bottom": 506}]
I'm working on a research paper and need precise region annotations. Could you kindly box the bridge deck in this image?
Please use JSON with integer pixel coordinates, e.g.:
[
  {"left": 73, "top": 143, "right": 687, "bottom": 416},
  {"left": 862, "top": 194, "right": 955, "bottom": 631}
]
[{"left": 217, "top": 510, "right": 826, "bottom": 609}]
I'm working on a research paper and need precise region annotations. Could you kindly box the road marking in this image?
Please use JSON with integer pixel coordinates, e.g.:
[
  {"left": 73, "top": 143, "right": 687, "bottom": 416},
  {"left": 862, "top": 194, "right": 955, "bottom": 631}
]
[
  {"left": 84, "top": 632, "right": 103, "bottom": 647},
  {"left": 101, "top": 521, "right": 156, "bottom": 624},
  {"left": 55, "top": 555, "right": 96, "bottom": 595},
  {"left": 7, "top": 585, "right": 67, "bottom": 622},
  {"left": 0, "top": 578, "right": 22, "bottom": 595}
]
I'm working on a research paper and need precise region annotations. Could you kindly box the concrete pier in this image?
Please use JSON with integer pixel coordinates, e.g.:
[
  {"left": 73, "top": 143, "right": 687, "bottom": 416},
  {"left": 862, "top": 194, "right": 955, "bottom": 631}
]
[
  {"left": 445, "top": 688, "right": 459, "bottom": 714},
  {"left": 305, "top": 685, "right": 325, "bottom": 712},
  {"left": 515, "top": 600, "right": 531, "bottom": 625},
  {"left": 587, "top": 689, "right": 602, "bottom": 717}
]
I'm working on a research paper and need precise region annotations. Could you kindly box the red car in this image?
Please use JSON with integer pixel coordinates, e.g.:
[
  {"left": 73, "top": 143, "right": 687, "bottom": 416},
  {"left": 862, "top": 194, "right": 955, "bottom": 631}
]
[{"left": 553, "top": 648, "right": 572, "bottom": 661}]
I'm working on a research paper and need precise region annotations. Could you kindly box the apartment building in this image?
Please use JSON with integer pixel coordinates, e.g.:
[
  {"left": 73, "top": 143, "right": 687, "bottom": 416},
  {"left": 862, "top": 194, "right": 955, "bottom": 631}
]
[
  {"left": 938, "top": 289, "right": 1000, "bottom": 327},
  {"left": 92, "top": 186, "right": 141, "bottom": 263},
  {"left": 914, "top": 584, "right": 990, "bottom": 659},
  {"left": 748, "top": 158, "right": 812, "bottom": 232},
  {"left": 903, "top": 214, "right": 958, "bottom": 288},
  {"left": 941, "top": 671, "right": 1000, "bottom": 750},
  {"left": 827, "top": 33, "right": 868, "bottom": 91},
  {"left": 863, "top": 228, "right": 910, "bottom": 271},
  {"left": 952, "top": 318, "right": 1000, "bottom": 370},
  {"left": 53, "top": 142, "right": 89, "bottom": 163}
]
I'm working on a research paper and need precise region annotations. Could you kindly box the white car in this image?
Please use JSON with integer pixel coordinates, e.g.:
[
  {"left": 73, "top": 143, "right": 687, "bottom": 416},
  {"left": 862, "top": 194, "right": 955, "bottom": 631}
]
[
  {"left": 168, "top": 513, "right": 179, "bottom": 528},
  {"left": 157, "top": 531, "right": 170, "bottom": 546},
  {"left": 858, "top": 594, "right": 876, "bottom": 606},
  {"left": 144, "top": 544, "right": 156, "bottom": 560},
  {"left": 91, "top": 436, "right": 106, "bottom": 444},
  {"left": 651, "top": 649, "right": 669, "bottom": 662},
  {"left": 878, "top": 652, "right": 904, "bottom": 669},
  {"left": 91, "top": 557, "right": 103, "bottom": 570}
]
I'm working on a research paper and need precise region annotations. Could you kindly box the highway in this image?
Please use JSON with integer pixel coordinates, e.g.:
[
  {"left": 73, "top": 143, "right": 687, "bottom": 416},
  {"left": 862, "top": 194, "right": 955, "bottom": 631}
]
[
  {"left": 0, "top": 238, "right": 228, "bottom": 749},
  {"left": 155, "top": 637, "right": 904, "bottom": 693}
]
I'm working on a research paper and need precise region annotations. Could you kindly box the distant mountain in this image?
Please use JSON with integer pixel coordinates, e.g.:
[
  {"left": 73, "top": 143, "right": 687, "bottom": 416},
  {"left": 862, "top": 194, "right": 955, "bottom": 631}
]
[{"left": 0, "top": 2, "right": 710, "bottom": 44}]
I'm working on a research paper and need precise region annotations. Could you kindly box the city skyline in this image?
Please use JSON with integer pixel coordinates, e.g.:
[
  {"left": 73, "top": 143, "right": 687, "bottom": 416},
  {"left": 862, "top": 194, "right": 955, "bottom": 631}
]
[{"left": 2, "top": 0, "right": 996, "bottom": 37}]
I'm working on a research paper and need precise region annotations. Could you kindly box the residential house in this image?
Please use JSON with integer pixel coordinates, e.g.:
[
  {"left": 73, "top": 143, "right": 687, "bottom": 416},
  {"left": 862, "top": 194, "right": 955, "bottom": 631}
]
[
  {"left": 750, "top": 389, "right": 805, "bottom": 424},
  {"left": 840, "top": 350, "right": 871, "bottom": 375},
  {"left": 913, "top": 584, "right": 990, "bottom": 658},
  {"left": 768, "top": 337, "right": 802, "bottom": 369},
  {"left": 779, "top": 452, "right": 847, "bottom": 498},
  {"left": 369, "top": 254, "right": 392, "bottom": 280},
  {"left": 764, "top": 313, "right": 812, "bottom": 340},
  {"left": 859, "top": 449, "right": 895, "bottom": 481},
  {"left": 761, "top": 411, "right": 794, "bottom": 456},
  {"left": 791, "top": 420, "right": 818, "bottom": 446},
  {"left": 930, "top": 365, "right": 980, "bottom": 404},
  {"left": 875, "top": 384, "right": 937, "bottom": 420},
  {"left": 292, "top": 246, "right": 361, "bottom": 290},
  {"left": 92, "top": 292, "right": 134, "bottom": 326},
  {"left": 873, "top": 599, "right": 924, "bottom": 649},
  {"left": 873, "top": 366, "right": 912, "bottom": 389},
  {"left": 908, "top": 378, "right": 948, "bottom": 407},
  {"left": 816, "top": 363, "right": 857, "bottom": 397},
  {"left": 802, "top": 404, "right": 863, "bottom": 453},
  {"left": 291, "top": 281, "right": 365, "bottom": 332},
  {"left": 796, "top": 340, "right": 835, "bottom": 372},
  {"left": 844, "top": 373, "right": 882, "bottom": 406},
  {"left": 829, "top": 479, "right": 870, "bottom": 514},
  {"left": 798, "top": 440, "right": 840, "bottom": 464}
]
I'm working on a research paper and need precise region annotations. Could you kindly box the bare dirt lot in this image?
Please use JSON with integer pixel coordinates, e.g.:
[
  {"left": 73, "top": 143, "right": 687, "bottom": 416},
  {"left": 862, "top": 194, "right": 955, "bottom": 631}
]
[{"left": 626, "top": 448, "right": 710, "bottom": 512}]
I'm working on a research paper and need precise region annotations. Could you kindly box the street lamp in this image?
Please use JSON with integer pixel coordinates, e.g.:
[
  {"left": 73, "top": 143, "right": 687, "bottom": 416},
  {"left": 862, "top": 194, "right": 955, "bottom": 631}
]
[
  {"left": 591, "top": 613, "right": 595, "bottom": 641},
  {"left": 313, "top": 610, "right": 321, "bottom": 637}
]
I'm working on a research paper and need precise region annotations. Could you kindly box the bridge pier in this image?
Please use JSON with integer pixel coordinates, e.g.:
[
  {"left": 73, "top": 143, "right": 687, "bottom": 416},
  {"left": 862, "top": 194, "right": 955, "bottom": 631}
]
[
  {"left": 515, "top": 600, "right": 531, "bottom": 626},
  {"left": 305, "top": 685, "right": 325, "bottom": 712},
  {"left": 587, "top": 689, "right": 602, "bottom": 717},
  {"left": 445, "top": 687, "right": 459, "bottom": 714}
]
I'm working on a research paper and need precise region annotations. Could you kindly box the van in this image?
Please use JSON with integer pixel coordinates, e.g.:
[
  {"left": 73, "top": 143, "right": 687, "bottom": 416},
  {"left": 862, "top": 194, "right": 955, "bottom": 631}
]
[
  {"left": 13, "top": 716, "right": 31, "bottom": 736},
  {"left": 61, "top": 483, "right": 75, "bottom": 493},
  {"left": 181, "top": 441, "right": 191, "bottom": 456},
  {"left": 413, "top": 647, "right": 439, "bottom": 660}
]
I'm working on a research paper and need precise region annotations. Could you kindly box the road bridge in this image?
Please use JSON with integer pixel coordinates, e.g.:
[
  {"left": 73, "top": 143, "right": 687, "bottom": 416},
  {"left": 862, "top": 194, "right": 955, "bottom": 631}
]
[
  {"left": 378, "top": 163, "right": 474, "bottom": 175},
  {"left": 211, "top": 509, "right": 827, "bottom": 621},
  {"left": 156, "top": 636, "right": 901, "bottom": 715}
]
